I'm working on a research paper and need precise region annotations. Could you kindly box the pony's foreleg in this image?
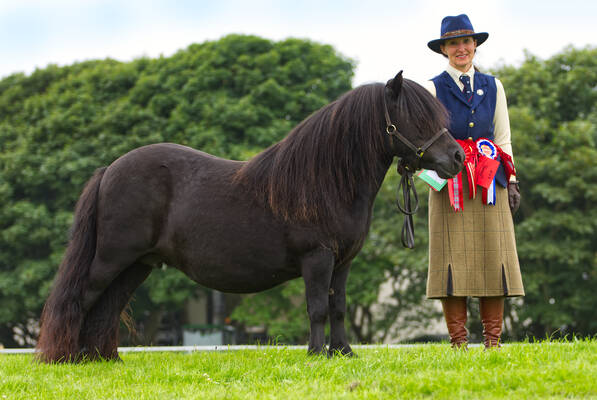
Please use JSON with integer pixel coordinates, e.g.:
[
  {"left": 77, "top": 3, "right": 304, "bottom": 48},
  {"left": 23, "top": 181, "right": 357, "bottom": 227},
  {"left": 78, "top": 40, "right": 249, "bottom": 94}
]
[
  {"left": 79, "top": 262, "right": 153, "bottom": 361},
  {"left": 301, "top": 248, "right": 334, "bottom": 355},
  {"left": 328, "top": 263, "right": 354, "bottom": 356}
]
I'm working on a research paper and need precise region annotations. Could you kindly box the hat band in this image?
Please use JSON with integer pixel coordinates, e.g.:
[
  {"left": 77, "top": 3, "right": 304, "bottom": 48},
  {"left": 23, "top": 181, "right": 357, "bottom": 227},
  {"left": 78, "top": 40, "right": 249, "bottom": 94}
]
[{"left": 441, "top": 29, "right": 475, "bottom": 38}]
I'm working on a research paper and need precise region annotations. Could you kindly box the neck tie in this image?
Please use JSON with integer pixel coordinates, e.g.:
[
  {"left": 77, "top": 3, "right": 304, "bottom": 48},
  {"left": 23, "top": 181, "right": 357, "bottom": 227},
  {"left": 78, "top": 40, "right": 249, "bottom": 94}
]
[{"left": 459, "top": 74, "right": 473, "bottom": 102}]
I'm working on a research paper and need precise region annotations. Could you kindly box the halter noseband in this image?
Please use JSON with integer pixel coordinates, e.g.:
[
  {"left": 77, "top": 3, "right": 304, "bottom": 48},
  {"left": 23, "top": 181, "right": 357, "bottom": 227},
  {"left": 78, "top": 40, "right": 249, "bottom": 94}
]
[{"left": 383, "top": 93, "right": 449, "bottom": 249}]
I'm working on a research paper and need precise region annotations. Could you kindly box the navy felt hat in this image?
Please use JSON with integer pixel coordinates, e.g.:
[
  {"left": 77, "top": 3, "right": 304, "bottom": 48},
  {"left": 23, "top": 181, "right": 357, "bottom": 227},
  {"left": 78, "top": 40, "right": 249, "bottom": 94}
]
[{"left": 427, "top": 14, "right": 489, "bottom": 54}]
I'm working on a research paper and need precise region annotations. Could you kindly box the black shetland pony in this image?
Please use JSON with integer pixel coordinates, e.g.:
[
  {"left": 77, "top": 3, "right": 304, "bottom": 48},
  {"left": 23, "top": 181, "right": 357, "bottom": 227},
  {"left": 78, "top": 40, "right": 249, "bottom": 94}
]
[{"left": 37, "top": 71, "right": 464, "bottom": 362}]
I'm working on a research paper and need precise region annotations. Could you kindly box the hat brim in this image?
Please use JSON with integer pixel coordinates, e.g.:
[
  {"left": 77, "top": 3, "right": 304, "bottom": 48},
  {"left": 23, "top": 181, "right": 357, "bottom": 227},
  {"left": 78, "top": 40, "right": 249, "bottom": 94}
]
[{"left": 427, "top": 32, "right": 488, "bottom": 54}]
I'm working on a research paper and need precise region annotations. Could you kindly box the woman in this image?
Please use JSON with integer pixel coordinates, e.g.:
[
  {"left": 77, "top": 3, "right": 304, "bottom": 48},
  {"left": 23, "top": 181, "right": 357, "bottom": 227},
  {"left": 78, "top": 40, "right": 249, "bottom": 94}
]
[{"left": 422, "top": 14, "right": 524, "bottom": 349}]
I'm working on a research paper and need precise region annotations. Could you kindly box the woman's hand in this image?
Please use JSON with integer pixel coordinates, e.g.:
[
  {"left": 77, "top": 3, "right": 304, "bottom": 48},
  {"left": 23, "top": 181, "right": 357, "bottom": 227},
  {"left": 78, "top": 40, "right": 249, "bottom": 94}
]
[{"left": 508, "top": 182, "right": 521, "bottom": 213}]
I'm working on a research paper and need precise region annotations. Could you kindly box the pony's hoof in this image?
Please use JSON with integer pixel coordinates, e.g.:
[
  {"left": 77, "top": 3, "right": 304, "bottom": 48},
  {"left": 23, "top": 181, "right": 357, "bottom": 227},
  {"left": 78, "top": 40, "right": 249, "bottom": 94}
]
[
  {"left": 307, "top": 346, "right": 327, "bottom": 356},
  {"left": 111, "top": 354, "right": 124, "bottom": 363},
  {"left": 327, "top": 346, "right": 356, "bottom": 358}
]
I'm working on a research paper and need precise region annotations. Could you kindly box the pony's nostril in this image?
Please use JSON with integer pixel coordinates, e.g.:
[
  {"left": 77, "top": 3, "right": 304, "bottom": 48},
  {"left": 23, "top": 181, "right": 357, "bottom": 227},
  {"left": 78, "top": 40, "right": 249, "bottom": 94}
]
[{"left": 455, "top": 148, "right": 465, "bottom": 163}]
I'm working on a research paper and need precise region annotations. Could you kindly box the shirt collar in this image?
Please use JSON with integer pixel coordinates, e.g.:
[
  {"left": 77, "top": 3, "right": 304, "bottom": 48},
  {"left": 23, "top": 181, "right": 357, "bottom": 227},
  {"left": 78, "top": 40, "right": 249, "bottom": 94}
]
[{"left": 446, "top": 64, "right": 475, "bottom": 89}]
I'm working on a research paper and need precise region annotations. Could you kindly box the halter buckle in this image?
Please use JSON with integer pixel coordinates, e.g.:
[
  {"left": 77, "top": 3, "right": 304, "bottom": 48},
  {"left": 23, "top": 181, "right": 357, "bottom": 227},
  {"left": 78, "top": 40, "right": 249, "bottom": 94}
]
[{"left": 386, "top": 124, "right": 397, "bottom": 134}]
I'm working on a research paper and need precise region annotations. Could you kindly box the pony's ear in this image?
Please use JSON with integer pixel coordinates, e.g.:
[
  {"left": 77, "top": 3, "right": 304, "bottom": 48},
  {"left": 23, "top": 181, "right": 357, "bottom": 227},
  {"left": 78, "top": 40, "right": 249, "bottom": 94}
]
[{"left": 385, "top": 70, "right": 404, "bottom": 99}]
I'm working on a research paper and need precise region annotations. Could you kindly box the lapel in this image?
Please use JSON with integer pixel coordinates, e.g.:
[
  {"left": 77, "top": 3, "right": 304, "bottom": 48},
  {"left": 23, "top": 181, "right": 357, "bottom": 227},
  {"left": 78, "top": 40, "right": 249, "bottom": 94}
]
[{"left": 441, "top": 72, "right": 472, "bottom": 107}]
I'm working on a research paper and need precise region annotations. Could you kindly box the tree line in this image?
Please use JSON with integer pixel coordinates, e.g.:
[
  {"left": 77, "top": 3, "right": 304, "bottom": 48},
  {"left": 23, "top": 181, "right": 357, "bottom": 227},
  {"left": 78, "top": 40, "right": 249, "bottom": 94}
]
[{"left": 0, "top": 34, "right": 595, "bottom": 347}]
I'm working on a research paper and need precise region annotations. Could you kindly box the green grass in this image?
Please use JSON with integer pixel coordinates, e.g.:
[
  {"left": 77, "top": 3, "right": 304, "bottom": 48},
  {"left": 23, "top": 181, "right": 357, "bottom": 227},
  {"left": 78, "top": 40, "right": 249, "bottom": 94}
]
[{"left": 1, "top": 340, "right": 596, "bottom": 399}]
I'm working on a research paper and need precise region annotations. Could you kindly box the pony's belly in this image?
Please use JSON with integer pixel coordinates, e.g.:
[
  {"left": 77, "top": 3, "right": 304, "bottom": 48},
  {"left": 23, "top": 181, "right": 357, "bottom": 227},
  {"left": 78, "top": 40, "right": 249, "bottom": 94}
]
[
  {"left": 162, "top": 194, "right": 305, "bottom": 292},
  {"left": 180, "top": 258, "right": 301, "bottom": 294}
]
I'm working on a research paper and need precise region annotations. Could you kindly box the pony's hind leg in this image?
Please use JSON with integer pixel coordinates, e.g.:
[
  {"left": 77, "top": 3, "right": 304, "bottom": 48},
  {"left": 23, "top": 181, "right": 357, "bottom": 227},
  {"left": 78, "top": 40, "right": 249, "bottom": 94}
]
[
  {"left": 81, "top": 162, "right": 169, "bottom": 315},
  {"left": 79, "top": 262, "right": 153, "bottom": 361},
  {"left": 78, "top": 188, "right": 163, "bottom": 360},
  {"left": 82, "top": 236, "right": 152, "bottom": 315}
]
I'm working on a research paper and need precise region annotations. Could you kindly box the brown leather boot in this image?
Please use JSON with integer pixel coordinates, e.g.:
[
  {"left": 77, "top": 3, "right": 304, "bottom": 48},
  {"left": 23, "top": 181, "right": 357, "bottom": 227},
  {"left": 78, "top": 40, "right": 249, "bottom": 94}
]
[
  {"left": 479, "top": 297, "right": 504, "bottom": 349},
  {"left": 441, "top": 297, "right": 468, "bottom": 348}
]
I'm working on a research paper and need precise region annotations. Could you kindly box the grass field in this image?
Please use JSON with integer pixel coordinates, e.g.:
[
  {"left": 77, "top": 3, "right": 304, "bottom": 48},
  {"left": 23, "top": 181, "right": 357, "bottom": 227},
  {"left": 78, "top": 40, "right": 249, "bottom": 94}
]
[{"left": 1, "top": 340, "right": 596, "bottom": 399}]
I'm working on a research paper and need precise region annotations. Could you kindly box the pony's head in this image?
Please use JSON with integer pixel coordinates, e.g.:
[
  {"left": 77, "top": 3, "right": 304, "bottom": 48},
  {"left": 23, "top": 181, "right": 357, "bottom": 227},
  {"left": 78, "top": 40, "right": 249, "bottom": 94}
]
[{"left": 384, "top": 71, "right": 464, "bottom": 178}]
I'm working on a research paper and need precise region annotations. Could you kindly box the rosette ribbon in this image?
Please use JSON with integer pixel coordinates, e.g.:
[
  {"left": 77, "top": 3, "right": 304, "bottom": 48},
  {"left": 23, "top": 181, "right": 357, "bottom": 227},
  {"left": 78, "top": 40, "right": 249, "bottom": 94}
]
[
  {"left": 447, "top": 139, "right": 477, "bottom": 212},
  {"left": 446, "top": 138, "right": 516, "bottom": 211},
  {"left": 475, "top": 138, "right": 499, "bottom": 205}
]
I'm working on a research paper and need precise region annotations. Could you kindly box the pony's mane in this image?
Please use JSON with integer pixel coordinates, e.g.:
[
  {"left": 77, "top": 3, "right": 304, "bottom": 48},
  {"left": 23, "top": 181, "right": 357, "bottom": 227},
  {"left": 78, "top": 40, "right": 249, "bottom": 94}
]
[{"left": 234, "top": 79, "right": 448, "bottom": 227}]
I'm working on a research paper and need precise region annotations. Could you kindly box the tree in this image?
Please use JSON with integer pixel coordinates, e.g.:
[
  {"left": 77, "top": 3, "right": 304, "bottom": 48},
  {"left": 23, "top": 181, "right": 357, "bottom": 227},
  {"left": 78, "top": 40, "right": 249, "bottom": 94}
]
[{"left": 0, "top": 34, "right": 354, "bottom": 346}]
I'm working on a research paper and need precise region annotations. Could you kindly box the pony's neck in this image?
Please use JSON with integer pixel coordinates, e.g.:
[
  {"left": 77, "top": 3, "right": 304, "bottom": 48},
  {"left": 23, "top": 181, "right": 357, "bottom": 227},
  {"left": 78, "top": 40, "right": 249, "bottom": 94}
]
[
  {"left": 360, "top": 152, "right": 395, "bottom": 206},
  {"left": 234, "top": 82, "right": 395, "bottom": 228}
]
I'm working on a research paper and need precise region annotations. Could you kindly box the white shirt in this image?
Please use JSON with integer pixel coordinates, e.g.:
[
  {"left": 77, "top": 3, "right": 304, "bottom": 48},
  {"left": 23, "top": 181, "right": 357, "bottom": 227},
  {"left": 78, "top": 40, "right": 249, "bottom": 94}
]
[{"left": 421, "top": 64, "right": 516, "bottom": 173}]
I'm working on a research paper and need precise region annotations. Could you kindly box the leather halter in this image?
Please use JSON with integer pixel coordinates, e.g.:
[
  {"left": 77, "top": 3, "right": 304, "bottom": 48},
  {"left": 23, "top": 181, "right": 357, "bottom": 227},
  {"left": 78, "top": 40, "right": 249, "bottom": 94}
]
[
  {"left": 383, "top": 95, "right": 448, "bottom": 172},
  {"left": 383, "top": 93, "right": 449, "bottom": 248}
]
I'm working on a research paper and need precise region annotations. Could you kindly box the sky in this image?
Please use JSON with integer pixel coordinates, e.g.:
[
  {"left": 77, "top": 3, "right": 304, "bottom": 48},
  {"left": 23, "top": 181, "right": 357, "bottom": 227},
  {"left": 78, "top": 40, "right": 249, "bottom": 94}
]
[{"left": 0, "top": 0, "right": 595, "bottom": 86}]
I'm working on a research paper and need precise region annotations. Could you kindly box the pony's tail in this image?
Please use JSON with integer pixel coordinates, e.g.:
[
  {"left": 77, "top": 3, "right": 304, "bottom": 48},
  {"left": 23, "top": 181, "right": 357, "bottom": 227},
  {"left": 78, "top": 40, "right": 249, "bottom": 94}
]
[{"left": 36, "top": 167, "right": 107, "bottom": 363}]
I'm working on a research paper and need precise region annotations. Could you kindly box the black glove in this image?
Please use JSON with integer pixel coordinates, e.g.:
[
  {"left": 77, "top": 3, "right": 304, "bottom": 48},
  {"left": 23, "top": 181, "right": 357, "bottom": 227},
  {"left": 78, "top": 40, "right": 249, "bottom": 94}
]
[
  {"left": 508, "top": 182, "right": 521, "bottom": 213},
  {"left": 397, "top": 163, "right": 407, "bottom": 176}
]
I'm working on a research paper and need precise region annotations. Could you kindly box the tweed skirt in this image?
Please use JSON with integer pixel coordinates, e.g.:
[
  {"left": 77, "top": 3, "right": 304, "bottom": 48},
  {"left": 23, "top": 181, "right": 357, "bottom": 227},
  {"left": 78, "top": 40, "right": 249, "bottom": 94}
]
[{"left": 426, "top": 176, "right": 525, "bottom": 298}]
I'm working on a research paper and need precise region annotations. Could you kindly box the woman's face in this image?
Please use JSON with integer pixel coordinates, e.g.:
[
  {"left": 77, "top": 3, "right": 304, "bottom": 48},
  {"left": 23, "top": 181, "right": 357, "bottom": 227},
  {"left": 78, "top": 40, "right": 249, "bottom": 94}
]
[{"left": 440, "top": 36, "right": 477, "bottom": 72}]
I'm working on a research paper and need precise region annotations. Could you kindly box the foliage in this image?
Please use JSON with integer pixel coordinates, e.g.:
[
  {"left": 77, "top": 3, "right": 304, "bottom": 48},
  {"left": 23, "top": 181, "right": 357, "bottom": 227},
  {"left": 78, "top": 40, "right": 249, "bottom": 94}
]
[
  {"left": 2, "top": 340, "right": 597, "bottom": 399},
  {"left": 0, "top": 34, "right": 354, "bottom": 345},
  {"left": 491, "top": 45, "right": 597, "bottom": 338}
]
